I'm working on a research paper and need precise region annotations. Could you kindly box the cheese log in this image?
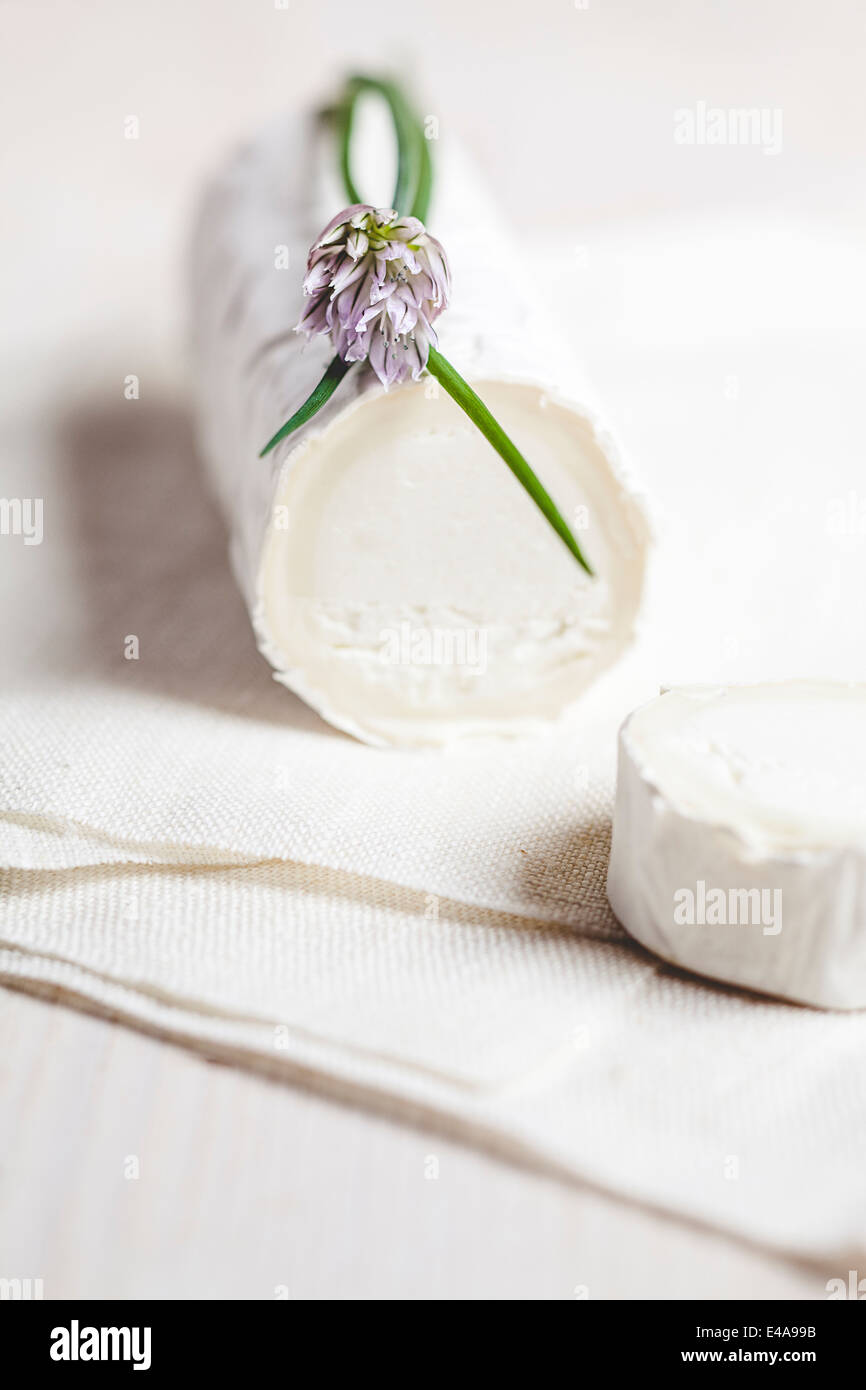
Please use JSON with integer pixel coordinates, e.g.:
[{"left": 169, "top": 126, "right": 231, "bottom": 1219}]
[
  {"left": 607, "top": 682, "right": 866, "bottom": 1009},
  {"left": 190, "top": 109, "right": 650, "bottom": 746}
]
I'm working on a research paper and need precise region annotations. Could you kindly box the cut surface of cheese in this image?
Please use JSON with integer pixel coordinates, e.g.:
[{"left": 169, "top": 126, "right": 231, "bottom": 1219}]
[
  {"left": 257, "top": 380, "right": 647, "bottom": 745},
  {"left": 607, "top": 682, "right": 866, "bottom": 1009}
]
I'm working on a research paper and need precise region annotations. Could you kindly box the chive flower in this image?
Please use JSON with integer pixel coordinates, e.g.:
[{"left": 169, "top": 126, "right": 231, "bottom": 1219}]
[{"left": 297, "top": 204, "right": 451, "bottom": 387}]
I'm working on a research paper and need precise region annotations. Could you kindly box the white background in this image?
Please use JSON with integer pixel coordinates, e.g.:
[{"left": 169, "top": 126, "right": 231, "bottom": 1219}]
[{"left": 4, "top": 0, "right": 865, "bottom": 389}]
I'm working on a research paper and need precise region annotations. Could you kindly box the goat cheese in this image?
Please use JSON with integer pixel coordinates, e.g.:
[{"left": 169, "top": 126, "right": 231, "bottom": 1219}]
[
  {"left": 607, "top": 681, "right": 866, "bottom": 1008},
  {"left": 190, "top": 113, "right": 650, "bottom": 746}
]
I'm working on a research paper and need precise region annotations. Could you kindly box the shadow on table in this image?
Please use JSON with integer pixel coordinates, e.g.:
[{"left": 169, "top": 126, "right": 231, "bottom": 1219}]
[{"left": 58, "top": 394, "right": 339, "bottom": 735}]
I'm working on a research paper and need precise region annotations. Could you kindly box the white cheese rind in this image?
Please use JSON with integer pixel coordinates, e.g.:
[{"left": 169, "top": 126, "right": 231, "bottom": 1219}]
[
  {"left": 190, "top": 111, "right": 650, "bottom": 746},
  {"left": 607, "top": 682, "right": 866, "bottom": 1009}
]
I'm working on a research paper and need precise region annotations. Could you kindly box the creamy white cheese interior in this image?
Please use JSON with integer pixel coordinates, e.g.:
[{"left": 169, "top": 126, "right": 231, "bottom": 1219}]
[
  {"left": 258, "top": 380, "right": 649, "bottom": 745},
  {"left": 626, "top": 682, "right": 866, "bottom": 854}
]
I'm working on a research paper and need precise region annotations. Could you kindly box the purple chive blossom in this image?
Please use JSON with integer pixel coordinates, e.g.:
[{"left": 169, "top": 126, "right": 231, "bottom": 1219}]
[{"left": 296, "top": 204, "right": 451, "bottom": 388}]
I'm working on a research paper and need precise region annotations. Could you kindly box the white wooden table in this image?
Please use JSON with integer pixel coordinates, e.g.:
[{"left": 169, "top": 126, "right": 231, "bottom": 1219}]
[{"left": 0, "top": 984, "right": 818, "bottom": 1299}]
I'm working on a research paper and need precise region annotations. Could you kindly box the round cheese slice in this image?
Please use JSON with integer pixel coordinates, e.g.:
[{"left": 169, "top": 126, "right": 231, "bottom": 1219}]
[{"left": 607, "top": 681, "right": 866, "bottom": 1009}]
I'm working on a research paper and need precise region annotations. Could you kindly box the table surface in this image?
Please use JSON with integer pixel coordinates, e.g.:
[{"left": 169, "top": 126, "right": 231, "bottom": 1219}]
[{"left": 0, "top": 982, "right": 821, "bottom": 1300}]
